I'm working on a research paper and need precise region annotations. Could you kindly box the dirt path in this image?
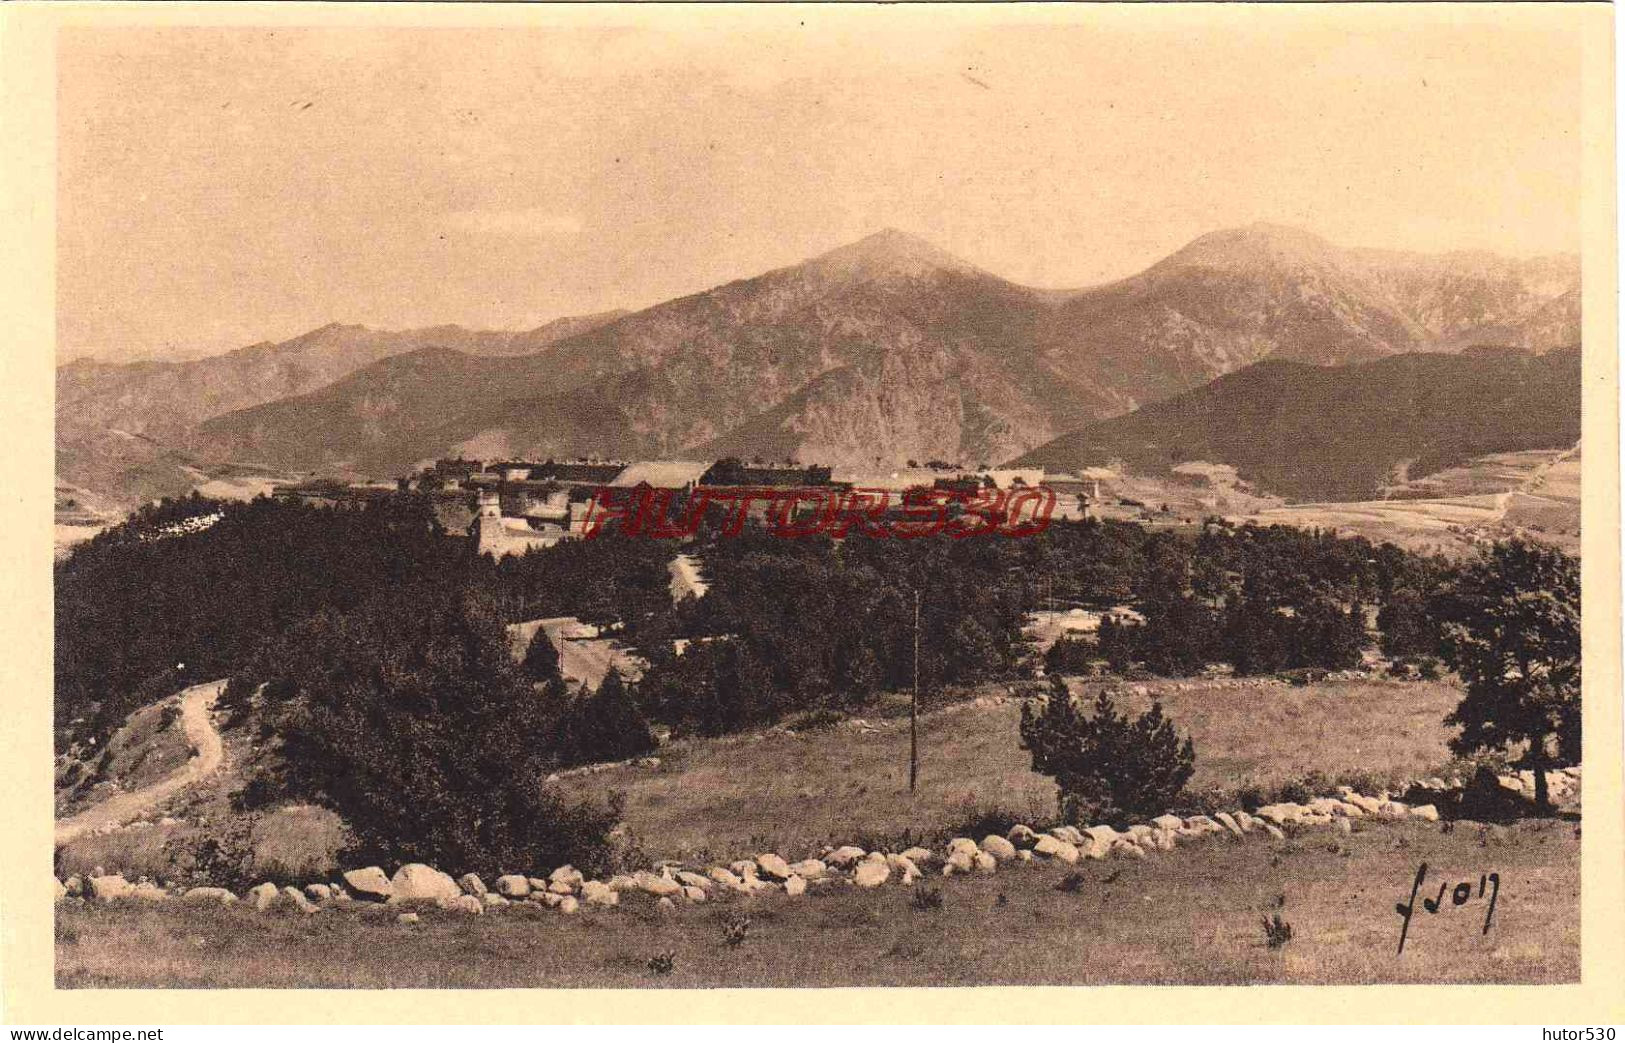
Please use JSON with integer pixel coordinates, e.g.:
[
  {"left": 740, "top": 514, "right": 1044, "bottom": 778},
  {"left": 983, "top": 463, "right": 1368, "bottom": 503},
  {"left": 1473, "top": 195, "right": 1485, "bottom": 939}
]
[
  {"left": 1491, "top": 442, "right": 1580, "bottom": 521},
  {"left": 54, "top": 679, "right": 227, "bottom": 847}
]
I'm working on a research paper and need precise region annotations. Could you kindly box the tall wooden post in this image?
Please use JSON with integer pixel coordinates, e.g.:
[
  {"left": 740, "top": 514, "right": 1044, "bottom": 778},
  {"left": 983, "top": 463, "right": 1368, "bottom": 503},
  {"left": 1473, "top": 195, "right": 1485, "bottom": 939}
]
[{"left": 910, "top": 587, "right": 920, "bottom": 794}]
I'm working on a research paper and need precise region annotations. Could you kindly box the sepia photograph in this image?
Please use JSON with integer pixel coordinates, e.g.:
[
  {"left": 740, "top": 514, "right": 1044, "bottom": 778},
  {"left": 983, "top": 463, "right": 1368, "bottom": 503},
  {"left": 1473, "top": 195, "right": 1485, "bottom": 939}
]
[{"left": 9, "top": 0, "right": 1617, "bottom": 1016}]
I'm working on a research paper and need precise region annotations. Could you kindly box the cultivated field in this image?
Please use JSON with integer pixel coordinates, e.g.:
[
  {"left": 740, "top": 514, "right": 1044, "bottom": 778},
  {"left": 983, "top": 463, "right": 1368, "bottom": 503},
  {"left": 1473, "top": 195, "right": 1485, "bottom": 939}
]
[
  {"left": 552, "top": 678, "right": 1464, "bottom": 862},
  {"left": 56, "top": 817, "right": 1578, "bottom": 988}
]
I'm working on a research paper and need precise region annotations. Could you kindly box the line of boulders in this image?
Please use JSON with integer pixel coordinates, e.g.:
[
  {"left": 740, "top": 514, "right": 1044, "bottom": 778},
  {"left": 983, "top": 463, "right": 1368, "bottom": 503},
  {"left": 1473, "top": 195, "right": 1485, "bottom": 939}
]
[{"left": 57, "top": 768, "right": 1581, "bottom": 917}]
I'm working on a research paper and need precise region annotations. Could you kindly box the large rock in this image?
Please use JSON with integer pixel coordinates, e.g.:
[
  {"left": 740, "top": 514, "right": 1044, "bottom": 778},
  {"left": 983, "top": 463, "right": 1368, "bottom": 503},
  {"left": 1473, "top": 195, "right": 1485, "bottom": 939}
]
[
  {"left": 88, "top": 874, "right": 133, "bottom": 902},
  {"left": 1214, "top": 812, "right": 1244, "bottom": 838},
  {"left": 682, "top": 885, "right": 708, "bottom": 903},
  {"left": 1007, "top": 824, "right": 1040, "bottom": 848},
  {"left": 943, "top": 848, "right": 976, "bottom": 876},
  {"left": 183, "top": 886, "right": 238, "bottom": 905},
  {"left": 1033, "top": 835, "right": 1080, "bottom": 863},
  {"left": 282, "top": 886, "right": 320, "bottom": 914},
  {"left": 550, "top": 865, "right": 585, "bottom": 888},
  {"left": 635, "top": 871, "right": 682, "bottom": 897},
  {"left": 1254, "top": 804, "right": 1303, "bottom": 826},
  {"left": 343, "top": 867, "right": 393, "bottom": 902},
  {"left": 901, "top": 847, "right": 935, "bottom": 867},
  {"left": 548, "top": 879, "right": 576, "bottom": 895},
  {"left": 580, "top": 880, "right": 619, "bottom": 907},
  {"left": 755, "top": 854, "right": 793, "bottom": 881},
  {"left": 825, "top": 846, "right": 866, "bottom": 869},
  {"left": 54, "top": 877, "right": 68, "bottom": 901},
  {"left": 304, "top": 883, "right": 333, "bottom": 904},
  {"left": 1110, "top": 839, "right": 1147, "bottom": 860},
  {"left": 247, "top": 882, "right": 280, "bottom": 911},
  {"left": 675, "top": 870, "right": 713, "bottom": 891},
  {"left": 784, "top": 874, "right": 807, "bottom": 897},
  {"left": 972, "top": 851, "right": 998, "bottom": 874},
  {"left": 440, "top": 894, "right": 483, "bottom": 915},
  {"left": 1082, "top": 825, "right": 1120, "bottom": 846},
  {"left": 981, "top": 835, "right": 1018, "bottom": 862},
  {"left": 853, "top": 860, "right": 890, "bottom": 888},
  {"left": 1410, "top": 804, "right": 1441, "bottom": 822},
  {"left": 130, "top": 881, "right": 169, "bottom": 902},
  {"left": 557, "top": 895, "right": 580, "bottom": 915},
  {"left": 495, "top": 874, "right": 531, "bottom": 898},
  {"left": 1151, "top": 814, "right": 1184, "bottom": 831},
  {"left": 482, "top": 893, "right": 509, "bottom": 909},
  {"left": 789, "top": 859, "right": 828, "bottom": 880},
  {"left": 1049, "top": 826, "right": 1085, "bottom": 845},
  {"left": 1260, "top": 822, "right": 1286, "bottom": 841},
  {"left": 1232, "top": 812, "right": 1257, "bottom": 834},
  {"left": 707, "top": 867, "right": 745, "bottom": 889},
  {"left": 458, "top": 873, "right": 487, "bottom": 897},
  {"left": 389, "top": 864, "right": 461, "bottom": 904},
  {"left": 63, "top": 875, "right": 84, "bottom": 898}
]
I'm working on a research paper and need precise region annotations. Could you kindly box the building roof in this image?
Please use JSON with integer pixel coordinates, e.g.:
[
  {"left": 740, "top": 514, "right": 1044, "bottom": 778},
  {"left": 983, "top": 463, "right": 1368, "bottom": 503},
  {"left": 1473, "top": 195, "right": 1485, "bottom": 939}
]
[
  {"left": 609, "top": 460, "right": 713, "bottom": 489},
  {"left": 983, "top": 468, "right": 1046, "bottom": 490}
]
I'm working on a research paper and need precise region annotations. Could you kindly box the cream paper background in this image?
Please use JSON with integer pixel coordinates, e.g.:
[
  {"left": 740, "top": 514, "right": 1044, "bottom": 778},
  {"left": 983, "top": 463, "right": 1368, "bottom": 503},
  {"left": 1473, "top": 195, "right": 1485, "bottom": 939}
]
[{"left": 1, "top": 2, "right": 1618, "bottom": 1024}]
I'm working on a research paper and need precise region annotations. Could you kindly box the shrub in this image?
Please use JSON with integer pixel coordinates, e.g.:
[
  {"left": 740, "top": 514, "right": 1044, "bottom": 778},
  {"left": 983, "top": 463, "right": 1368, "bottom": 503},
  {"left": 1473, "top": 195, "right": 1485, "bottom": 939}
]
[
  {"left": 1261, "top": 913, "right": 1294, "bottom": 949},
  {"left": 721, "top": 913, "right": 752, "bottom": 947},
  {"left": 1044, "top": 635, "right": 1097, "bottom": 677},
  {"left": 909, "top": 886, "right": 944, "bottom": 911},
  {"left": 647, "top": 951, "right": 676, "bottom": 976},
  {"left": 1054, "top": 872, "right": 1089, "bottom": 894},
  {"left": 1019, "top": 676, "right": 1196, "bottom": 827}
]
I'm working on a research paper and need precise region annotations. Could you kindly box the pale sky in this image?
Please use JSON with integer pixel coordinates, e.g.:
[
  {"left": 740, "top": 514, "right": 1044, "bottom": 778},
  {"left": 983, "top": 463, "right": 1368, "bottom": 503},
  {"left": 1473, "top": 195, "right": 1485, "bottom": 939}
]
[{"left": 58, "top": 10, "right": 1585, "bottom": 362}]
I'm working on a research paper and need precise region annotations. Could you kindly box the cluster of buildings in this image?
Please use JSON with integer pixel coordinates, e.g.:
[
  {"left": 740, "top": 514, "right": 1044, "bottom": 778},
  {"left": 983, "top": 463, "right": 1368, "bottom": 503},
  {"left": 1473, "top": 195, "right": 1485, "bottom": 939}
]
[{"left": 279, "top": 457, "right": 1103, "bottom": 558}]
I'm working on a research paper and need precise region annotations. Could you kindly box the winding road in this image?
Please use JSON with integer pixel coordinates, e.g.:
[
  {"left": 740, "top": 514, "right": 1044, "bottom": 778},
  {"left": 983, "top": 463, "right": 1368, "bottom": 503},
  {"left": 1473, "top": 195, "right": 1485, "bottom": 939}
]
[{"left": 54, "top": 678, "right": 227, "bottom": 847}]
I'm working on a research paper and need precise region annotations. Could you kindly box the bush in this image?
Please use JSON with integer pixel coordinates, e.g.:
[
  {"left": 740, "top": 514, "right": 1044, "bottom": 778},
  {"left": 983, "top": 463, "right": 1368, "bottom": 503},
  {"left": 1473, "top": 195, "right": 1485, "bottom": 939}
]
[
  {"left": 1019, "top": 676, "right": 1196, "bottom": 827},
  {"left": 1044, "top": 635, "right": 1097, "bottom": 677}
]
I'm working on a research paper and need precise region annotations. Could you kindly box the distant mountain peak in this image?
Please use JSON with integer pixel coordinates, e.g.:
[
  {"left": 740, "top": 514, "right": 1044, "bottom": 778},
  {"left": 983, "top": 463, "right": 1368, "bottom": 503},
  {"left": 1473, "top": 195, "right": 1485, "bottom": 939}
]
[
  {"left": 1155, "top": 221, "right": 1343, "bottom": 273},
  {"left": 801, "top": 227, "right": 986, "bottom": 283}
]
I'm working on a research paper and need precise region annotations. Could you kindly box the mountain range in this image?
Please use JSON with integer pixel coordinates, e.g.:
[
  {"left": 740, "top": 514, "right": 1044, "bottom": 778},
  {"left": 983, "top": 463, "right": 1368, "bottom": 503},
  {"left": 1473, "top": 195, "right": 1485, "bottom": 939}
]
[{"left": 57, "top": 223, "right": 1580, "bottom": 509}]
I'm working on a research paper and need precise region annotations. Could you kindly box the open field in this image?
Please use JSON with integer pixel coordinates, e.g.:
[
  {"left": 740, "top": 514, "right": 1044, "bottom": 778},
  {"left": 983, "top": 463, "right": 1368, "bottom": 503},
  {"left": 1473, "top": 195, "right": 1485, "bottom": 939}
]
[
  {"left": 1240, "top": 446, "right": 1581, "bottom": 557},
  {"left": 553, "top": 678, "right": 1463, "bottom": 862},
  {"left": 56, "top": 817, "right": 1578, "bottom": 988}
]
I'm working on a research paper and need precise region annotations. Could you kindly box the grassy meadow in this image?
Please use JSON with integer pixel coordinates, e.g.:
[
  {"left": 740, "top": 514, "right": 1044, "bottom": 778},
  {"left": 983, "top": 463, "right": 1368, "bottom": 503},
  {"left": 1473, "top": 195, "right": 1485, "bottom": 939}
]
[
  {"left": 56, "top": 818, "right": 1578, "bottom": 988},
  {"left": 552, "top": 678, "right": 1464, "bottom": 862}
]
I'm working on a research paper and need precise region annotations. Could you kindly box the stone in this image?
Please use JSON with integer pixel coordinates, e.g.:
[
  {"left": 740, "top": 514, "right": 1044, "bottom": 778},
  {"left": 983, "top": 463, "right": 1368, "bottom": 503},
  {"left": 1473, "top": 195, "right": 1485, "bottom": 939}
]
[
  {"left": 1214, "top": 812, "right": 1244, "bottom": 838},
  {"left": 943, "top": 848, "right": 975, "bottom": 875},
  {"left": 784, "top": 874, "right": 807, "bottom": 897},
  {"left": 558, "top": 895, "right": 580, "bottom": 915},
  {"left": 1082, "top": 825, "right": 1120, "bottom": 846},
  {"left": 789, "top": 859, "right": 828, "bottom": 880},
  {"left": 182, "top": 886, "right": 237, "bottom": 905},
  {"left": 1153, "top": 829, "right": 1177, "bottom": 851},
  {"left": 1260, "top": 822, "right": 1286, "bottom": 841},
  {"left": 482, "top": 893, "right": 509, "bottom": 909},
  {"left": 972, "top": 851, "right": 998, "bottom": 874},
  {"left": 635, "top": 871, "right": 682, "bottom": 897},
  {"left": 825, "top": 845, "right": 866, "bottom": 868},
  {"left": 63, "top": 875, "right": 83, "bottom": 898},
  {"left": 1007, "top": 824, "right": 1040, "bottom": 848},
  {"left": 675, "top": 871, "right": 713, "bottom": 890},
  {"left": 1254, "top": 804, "right": 1303, "bottom": 826},
  {"left": 1233, "top": 812, "right": 1257, "bottom": 834},
  {"left": 580, "top": 880, "right": 619, "bottom": 907},
  {"left": 1033, "top": 835, "right": 1080, "bottom": 863},
  {"left": 130, "top": 881, "right": 169, "bottom": 902},
  {"left": 441, "top": 894, "right": 483, "bottom": 915},
  {"left": 947, "top": 837, "right": 979, "bottom": 857},
  {"left": 1346, "top": 793, "right": 1384, "bottom": 815},
  {"left": 1184, "top": 815, "right": 1221, "bottom": 833},
  {"left": 1378, "top": 801, "right": 1410, "bottom": 819},
  {"left": 1127, "top": 824, "right": 1154, "bottom": 839},
  {"left": 495, "top": 874, "right": 531, "bottom": 898},
  {"left": 397, "top": 912, "right": 421, "bottom": 925},
  {"left": 607, "top": 874, "right": 638, "bottom": 892},
  {"left": 1335, "top": 818, "right": 1353, "bottom": 835},
  {"left": 528, "top": 877, "right": 550, "bottom": 892},
  {"left": 389, "top": 864, "right": 461, "bottom": 904},
  {"left": 458, "top": 873, "right": 487, "bottom": 897},
  {"left": 729, "top": 859, "right": 761, "bottom": 878},
  {"left": 1111, "top": 839, "right": 1147, "bottom": 860},
  {"left": 1151, "top": 814, "right": 1184, "bottom": 831},
  {"left": 550, "top": 865, "right": 584, "bottom": 888},
  {"left": 981, "top": 835, "right": 1018, "bottom": 861},
  {"left": 548, "top": 879, "right": 576, "bottom": 895},
  {"left": 901, "top": 847, "right": 934, "bottom": 866},
  {"left": 1049, "top": 825, "right": 1085, "bottom": 845},
  {"left": 88, "top": 874, "right": 133, "bottom": 902},
  {"left": 282, "top": 886, "right": 319, "bottom": 914},
  {"left": 853, "top": 860, "right": 890, "bottom": 887},
  {"left": 755, "top": 853, "right": 793, "bottom": 881},
  {"left": 247, "top": 882, "right": 280, "bottom": 911},
  {"left": 536, "top": 892, "right": 564, "bottom": 908},
  {"left": 54, "top": 877, "right": 67, "bottom": 901},
  {"left": 657, "top": 896, "right": 676, "bottom": 913},
  {"left": 1410, "top": 804, "right": 1440, "bottom": 822},
  {"left": 1016, "top": 849, "right": 1034, "bottom": 863},
  {"left": 305, "top": 883, "right": 333, "bottom": 904},
  {"left": 707, "top": 867, "right": 745, "bottom": 889},
  {"left": 682, "top": 885, "right": 708, "bottom": 903},
  {"left": 342, "top": 867, "right": 393, "bottom": 902}
]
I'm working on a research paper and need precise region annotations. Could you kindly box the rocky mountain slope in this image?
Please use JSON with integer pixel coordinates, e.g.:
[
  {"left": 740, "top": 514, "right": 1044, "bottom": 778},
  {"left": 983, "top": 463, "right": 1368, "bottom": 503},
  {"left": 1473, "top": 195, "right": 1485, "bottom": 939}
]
[
  {"left": 66, "top": 224, "right": 1579, "bottom": 497},
  {"left": 1013, "top": 345, "right": 1581, "bottom": 502}
]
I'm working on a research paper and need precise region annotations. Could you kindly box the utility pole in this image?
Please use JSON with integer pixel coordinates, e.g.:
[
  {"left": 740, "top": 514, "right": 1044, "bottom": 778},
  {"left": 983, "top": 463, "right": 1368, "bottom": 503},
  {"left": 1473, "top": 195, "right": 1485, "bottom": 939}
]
[{"left": 910, "top": 587, "right": 920, "bottom": 794}]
